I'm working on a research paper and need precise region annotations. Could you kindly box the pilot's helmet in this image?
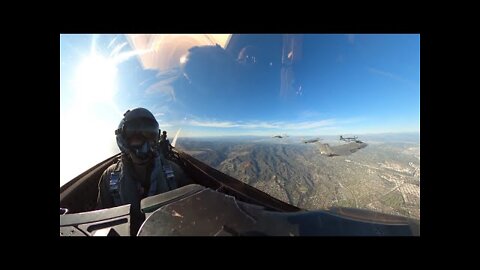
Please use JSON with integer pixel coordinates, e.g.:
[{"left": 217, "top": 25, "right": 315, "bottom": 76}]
[{"left": 115, "top": 108, "right": 159, "bottom": 163}]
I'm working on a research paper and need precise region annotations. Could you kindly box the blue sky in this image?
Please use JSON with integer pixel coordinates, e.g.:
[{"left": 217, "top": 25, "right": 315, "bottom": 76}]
[
  {"left": 167, "top": 34, "right": 420, "bottom": 136},
  {"left": 61, "top": 34, "right": 420, "bottom": 137},
  {"left": 60, "top": 34, "right": 419, "bottom": 184}
]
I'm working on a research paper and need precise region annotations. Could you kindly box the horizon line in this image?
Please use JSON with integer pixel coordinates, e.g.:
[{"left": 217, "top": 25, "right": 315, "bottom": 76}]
[{"left": 174, "top": 131, "right": 420, "bottom": 138}]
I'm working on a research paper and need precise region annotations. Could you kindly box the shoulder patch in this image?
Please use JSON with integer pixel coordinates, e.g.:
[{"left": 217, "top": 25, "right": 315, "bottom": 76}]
[{"left": 109, "top": 171, "right": 121, "bottom": 193}]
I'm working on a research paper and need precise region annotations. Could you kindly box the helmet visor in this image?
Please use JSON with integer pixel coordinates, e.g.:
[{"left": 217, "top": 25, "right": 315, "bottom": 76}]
[{"left": 123, "top": 118, "right": 159, "bottom": 143}]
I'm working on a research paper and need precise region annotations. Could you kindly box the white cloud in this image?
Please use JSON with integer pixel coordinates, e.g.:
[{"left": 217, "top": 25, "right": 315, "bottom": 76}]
[
  {"left": 159, "top": 122, "right": 173, "bottom": 127},
  {"left": 189, "top": 120, "right": 240, "bottom": 128},
  {"left": 109, "top": 42, "right": 128, "bottom": 58},
  {"left": 187, "top": 119, "right": 338, "bottom": 130},
  {"left": 283, "top": 119, "right": 335, "bottom": 130},
  {"left": 145, "top": 76, "right": 177, "bottom": 101},
  {"left": 368, "top": 67, "right": 405, "bottom": 82}
]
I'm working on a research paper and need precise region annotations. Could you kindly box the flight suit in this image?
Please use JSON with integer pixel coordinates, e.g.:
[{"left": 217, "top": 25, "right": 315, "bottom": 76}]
[{"left": 96, "top": 155, "right": 174, "bottom": 235}]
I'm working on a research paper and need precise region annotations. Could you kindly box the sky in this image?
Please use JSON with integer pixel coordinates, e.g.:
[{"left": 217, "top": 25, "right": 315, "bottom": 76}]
[{"left": 60, "top": 34, "right": 420, "bottom": 185}]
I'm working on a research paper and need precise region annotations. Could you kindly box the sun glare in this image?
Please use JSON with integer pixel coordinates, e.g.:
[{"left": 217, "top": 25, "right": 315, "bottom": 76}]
[
  {"left": 75, "top": 53, "right": 117, "bottom": 102},
  {"left": 61, "top": 51, "right": 121, "bottom": 186}
]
